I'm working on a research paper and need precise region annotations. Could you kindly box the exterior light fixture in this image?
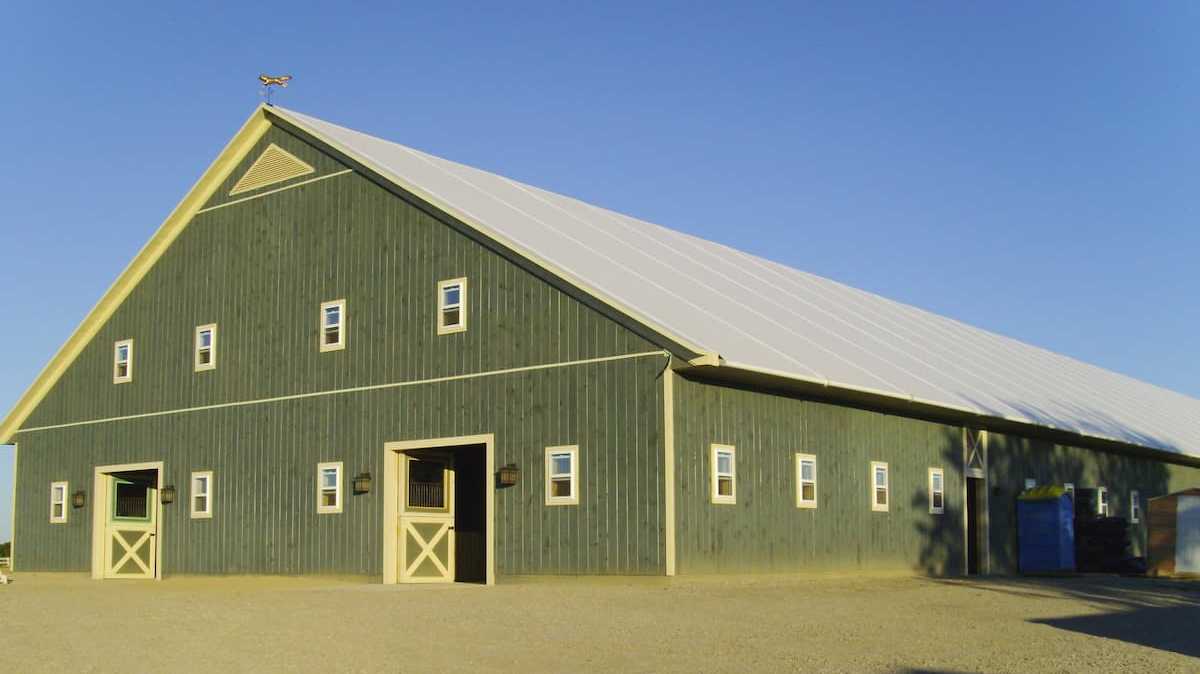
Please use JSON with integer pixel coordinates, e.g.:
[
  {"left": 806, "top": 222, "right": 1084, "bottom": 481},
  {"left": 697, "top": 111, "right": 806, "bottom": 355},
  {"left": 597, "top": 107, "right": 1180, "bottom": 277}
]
[
  {"left": 160, "top": 485, "right": 177, "bottom": 505},
  {"left": 72, "top": 490, "right": 86, "bottom": 508},
  {"left": 498, "top": 463, "right": 520, "bottom": 487},
  {"left": 353, "top": 472, "right": 372, "bottom": 494}
]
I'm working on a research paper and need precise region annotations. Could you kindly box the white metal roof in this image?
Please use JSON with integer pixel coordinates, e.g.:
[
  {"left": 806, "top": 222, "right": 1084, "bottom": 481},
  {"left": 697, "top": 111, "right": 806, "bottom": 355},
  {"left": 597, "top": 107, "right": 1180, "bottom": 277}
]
[{"left": 273, "top": 106, "right": 1200, "bottom": 458}]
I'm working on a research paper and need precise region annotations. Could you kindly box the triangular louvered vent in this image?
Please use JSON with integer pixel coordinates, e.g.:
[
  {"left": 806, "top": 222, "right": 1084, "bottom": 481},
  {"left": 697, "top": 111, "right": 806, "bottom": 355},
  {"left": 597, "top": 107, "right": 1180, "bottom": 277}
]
[{"left": 229, "top": 143, "right": 315, "bottom": 196}]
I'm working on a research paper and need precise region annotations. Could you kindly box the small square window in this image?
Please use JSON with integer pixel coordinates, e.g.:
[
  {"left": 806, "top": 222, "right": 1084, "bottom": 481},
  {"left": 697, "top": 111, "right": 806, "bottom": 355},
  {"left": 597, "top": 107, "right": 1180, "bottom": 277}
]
[
  {"left": 437, "top": 278, "right": 468, "bottom": 335},
  {"left": 796, "top": 453, "right": 817, "bottom": 509},
  {"left": 50, "top": 481, "right": 68, "bottom": 523},
  {"left": 317, "top": 462, "right": 343, "bottom": 513},
  {"left": 1024, "top": 478, "right": 1037, "bottom": 490},
  {"left": 545, "top": 446, "right": 579, "bottom": 506},
  {"left": 711, "top": 445, "right": 736, "bottom": 505},
  {"left": 929, "top": 468, "right": 945, "bottom": 515},
  {"left": 113, "top": 339, "right": 133, "bottom": 384},
  {"left": 1129, "top": 490, "right": 1140, "bottom": 524},
  {"left": 190, "top": 471, "right": 213, "bottom": 518},
  {"left": 871, "top": 462, "right": 889, "bottom": 512},
  {"left": 195, "top": 324, "right": 217, "bottom": 372},
  {"left": 320, "top": 300, "right": 346, "bottom": 352}
]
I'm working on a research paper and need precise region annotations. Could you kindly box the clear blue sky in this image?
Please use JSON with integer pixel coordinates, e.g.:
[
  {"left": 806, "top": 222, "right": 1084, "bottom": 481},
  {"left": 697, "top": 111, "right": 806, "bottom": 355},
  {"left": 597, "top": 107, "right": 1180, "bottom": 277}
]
[{"left": 1, "top": 3, "right": 1198, "bottom": 542}]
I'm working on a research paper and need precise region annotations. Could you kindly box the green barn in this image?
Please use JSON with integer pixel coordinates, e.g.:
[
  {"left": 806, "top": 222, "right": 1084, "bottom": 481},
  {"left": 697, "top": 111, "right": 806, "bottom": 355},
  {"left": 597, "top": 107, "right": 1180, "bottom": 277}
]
[{"left": 3, "top": 105, "right": 1198, "bottom": 583}]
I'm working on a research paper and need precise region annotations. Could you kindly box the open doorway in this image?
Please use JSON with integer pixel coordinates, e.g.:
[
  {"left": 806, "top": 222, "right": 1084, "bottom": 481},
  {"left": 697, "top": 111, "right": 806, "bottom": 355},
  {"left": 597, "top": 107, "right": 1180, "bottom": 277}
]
[
  {"left": 91, "top": 462, "right": 163, "bottom": 580},
  {"left": 966, "top": 477, "right": 987, "bottom": 574},
  {"left": 383, "top": 435, "right": 494, "bottom": 585}
]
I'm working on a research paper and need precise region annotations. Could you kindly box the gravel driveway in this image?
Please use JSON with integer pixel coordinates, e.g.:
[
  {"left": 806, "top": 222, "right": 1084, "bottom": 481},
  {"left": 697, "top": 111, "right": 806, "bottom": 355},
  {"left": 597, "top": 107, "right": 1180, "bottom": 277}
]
[{"left": 0, "top": 572, "right": 1196, "bottom": 672}]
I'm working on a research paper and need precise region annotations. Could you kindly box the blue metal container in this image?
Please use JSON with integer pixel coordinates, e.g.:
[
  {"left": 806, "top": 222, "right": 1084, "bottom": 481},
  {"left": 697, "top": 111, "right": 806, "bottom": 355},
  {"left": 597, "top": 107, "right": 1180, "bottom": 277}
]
[{"left": 1017, "top": 486, "right": 1076, "bottom": 573}]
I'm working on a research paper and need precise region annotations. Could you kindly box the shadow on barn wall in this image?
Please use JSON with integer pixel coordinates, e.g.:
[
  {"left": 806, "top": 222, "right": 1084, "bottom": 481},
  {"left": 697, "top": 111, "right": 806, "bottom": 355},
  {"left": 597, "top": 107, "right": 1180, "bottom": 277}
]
[{"left": 910, "top": 422, "right": 1177, "bottom": 576}]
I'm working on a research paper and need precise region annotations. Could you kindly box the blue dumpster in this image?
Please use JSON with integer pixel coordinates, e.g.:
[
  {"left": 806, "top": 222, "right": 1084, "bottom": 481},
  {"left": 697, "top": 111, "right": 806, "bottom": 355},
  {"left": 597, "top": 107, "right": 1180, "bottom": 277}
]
[{"left": 1017, "top": 486, "right": 1076, "bottom": 573}]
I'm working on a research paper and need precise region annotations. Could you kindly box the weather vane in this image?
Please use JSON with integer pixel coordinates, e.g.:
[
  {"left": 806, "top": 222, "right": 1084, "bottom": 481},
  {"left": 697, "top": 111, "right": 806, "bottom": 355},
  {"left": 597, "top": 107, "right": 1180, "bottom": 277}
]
[{"left": 258, "top": 73, "right": 293, "bottom": 106}]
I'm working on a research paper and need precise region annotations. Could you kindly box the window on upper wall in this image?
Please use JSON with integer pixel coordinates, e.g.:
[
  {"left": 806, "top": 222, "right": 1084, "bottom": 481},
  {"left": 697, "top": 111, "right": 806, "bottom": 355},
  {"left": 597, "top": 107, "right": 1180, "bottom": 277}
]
[
  {"left": 711, "top": 444, "right": 736, "bottom": 504},
  {"left": 437, "top": 278, "right": 467, "bottom": 335},
  {"left": 320, "top": 300, "right": 346, "bottom": 352},
  {"left": 191, "top": 471, "right": 213, "bottom": 519},
  {"left": 929, "top": 468, "right": 945, "bottom": 515},
  {"left": 795, "top": 453, "right": 817, "bottom": 509},
  {"left": 1024, "top": 478, "right": 1037, "bottom": 490},
  {"left": 1130, "top": 490, "right": 1141, "bottom": 524},
  {"left": 1064, "top": 483, "right": 1075, "bottom": 502},
  {"left": 113, "top": 339, "right": 133, "bottom": 384},
  {"left": 50, "top": 481, "right": 68, "bottom": 523},
  {"left": 1097, "top": 487, "right": 1109, "bottom": 517},
  {"left": 545, "top": 446, "right": 579, "bottom": 506},
  {"left": 194, "top": 324, "right": 217, "bottom": 372},
  {"left": 317, "top": 462, "right": 343, "bottom": 514},
  {"left": 871, "top": 462, "right": 889, "bottom": 512}
]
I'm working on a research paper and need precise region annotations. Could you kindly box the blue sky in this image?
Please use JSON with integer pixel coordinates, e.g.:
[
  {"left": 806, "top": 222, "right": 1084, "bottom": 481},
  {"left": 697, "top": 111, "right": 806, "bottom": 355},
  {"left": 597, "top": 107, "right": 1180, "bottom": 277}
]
[{"left": 1, "top": 3, "right": 1197, "bottom": 542}]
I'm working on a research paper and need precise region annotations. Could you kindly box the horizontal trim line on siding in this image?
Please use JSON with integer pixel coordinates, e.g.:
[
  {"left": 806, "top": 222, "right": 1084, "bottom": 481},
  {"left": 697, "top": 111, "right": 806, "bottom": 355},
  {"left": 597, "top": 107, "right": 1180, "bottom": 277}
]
[
  {"left": 197, "top": 169, "right": 354, "bottom": 213},
  {"left": 16, "top": 350, "right": 669, "bottom": 435}
]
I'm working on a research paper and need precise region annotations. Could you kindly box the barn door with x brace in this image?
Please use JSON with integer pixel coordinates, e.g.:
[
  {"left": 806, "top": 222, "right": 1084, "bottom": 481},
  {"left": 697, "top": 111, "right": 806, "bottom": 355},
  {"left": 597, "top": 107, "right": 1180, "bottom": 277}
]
[
  {"left": 104, "top": 475, "right": 158, "bottom": 579},
  {"left": 397, "top": 452, "right": 455, "bottom": 582}
]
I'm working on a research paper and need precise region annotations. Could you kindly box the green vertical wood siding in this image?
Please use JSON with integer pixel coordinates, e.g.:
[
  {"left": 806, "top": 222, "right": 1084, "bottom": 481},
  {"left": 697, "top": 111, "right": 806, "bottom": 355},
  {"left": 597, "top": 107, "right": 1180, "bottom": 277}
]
[
  {"left": 672, "top": 375, "right": 965, "bottom": 575},
  {"left": 15, "top": 355, "right": 667, "bottom": 575},
  {"left": 13, "top": 124, "right": 668, "bottom": 576}
]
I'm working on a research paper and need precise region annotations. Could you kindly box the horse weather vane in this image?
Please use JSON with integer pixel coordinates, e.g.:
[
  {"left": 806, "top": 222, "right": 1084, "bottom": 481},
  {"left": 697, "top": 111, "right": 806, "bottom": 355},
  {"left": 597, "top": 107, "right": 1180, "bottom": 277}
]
[{"left": 258, "top": 73, "right": 293, "bottom": 106}]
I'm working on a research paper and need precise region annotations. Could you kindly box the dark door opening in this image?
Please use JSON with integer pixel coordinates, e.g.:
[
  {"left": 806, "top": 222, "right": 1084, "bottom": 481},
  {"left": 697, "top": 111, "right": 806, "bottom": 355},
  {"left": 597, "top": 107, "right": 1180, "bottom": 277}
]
[
  {"left": 452, "top": 444, "right": 487, "bottom": 583},
  {"left": 966, "top": 477, "right": 984, "bottom": 575}
]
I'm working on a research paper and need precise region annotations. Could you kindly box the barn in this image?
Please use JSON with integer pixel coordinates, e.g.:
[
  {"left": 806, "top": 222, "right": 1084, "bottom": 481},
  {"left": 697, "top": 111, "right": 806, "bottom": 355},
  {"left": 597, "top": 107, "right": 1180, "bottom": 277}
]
[{"left": 3, "top": 104, "right": 1198, "bottom": 583}]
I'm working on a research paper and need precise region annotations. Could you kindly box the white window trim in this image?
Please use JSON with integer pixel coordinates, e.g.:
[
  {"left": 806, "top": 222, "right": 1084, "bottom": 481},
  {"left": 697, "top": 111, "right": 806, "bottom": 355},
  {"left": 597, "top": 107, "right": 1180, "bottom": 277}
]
[
  {"left": 871, "top": 461, "right": 889, "bottom": 512},
  {"left": 190, "top": 470, "right": 213, "bottom": 519},
  {"left": 1130, "top": 490, "right": 1140, "bottom": 524},
  {"left": 544, "top": 445, "right": 580, "bottom": 506},
  {"left": 113, "top": 339, "right": 133, "bottom": 384},
  {"left": 928, "top": 467, "right": 945, "bottom": 515},
  {"left": 194, "top": 324, "right": 217, "bottom": 372},
  {"left": 1024, "top": 478, "right": 1037, "bottom": 490},
  {"left": 795, "top": 453, "right": 817, "bottom": 509},
  {"left": 1097, "top": 486, "right": 1109, "bottom": 517},
  {"left": 710, "top": 444, "right": 736, "bottom": 505},
  {"left": 50, "top": 481, "right": 68, "bottom": 524},
  {"left": 317, "top": 461, "right": 343, "bottom": 514},
  {"left": 437, "top": 277, "right": 468, "bottom": 335},
  {"left": 319, "top": 299, "right": 347, "bottom": 352}
]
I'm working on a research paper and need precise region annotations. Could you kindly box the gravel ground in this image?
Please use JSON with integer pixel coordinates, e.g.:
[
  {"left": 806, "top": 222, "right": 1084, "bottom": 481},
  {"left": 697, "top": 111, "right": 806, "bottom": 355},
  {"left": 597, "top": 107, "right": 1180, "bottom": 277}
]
[{"left": 0, "top": 572, "right": 1196, "bottom": 672}]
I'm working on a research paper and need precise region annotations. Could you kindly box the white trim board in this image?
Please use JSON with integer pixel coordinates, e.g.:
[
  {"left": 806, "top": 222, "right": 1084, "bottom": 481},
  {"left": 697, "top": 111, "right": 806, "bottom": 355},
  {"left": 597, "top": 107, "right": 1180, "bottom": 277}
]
[{"left": 16, "top": 350, "right": 668, "bottom": 435}]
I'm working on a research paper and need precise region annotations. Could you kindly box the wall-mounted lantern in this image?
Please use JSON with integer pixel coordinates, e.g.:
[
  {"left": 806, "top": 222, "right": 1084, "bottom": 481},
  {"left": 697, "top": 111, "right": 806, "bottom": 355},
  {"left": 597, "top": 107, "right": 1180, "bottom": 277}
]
[
  {"left": 353, "top": 472, "right": 373, "bottom": 495},
  {"left": 498, "top": 463, "right": 520, "bottom": 487},
  {"left": 72, "top": 490, "right": 86, "bottom": 508},
  {"left": 160, "top": 485, "right": 177, "bottom": 505}
]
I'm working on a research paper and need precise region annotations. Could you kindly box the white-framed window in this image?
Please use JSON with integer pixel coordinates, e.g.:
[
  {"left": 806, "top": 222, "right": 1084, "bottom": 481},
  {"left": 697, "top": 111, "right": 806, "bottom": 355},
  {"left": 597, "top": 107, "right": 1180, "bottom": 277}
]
[
  {"left": 929, "top": 468, "right": 945, "bottom": 515},
  {"left": 545, "top": 445, "right": 579, "bottom": 506},
  {"left": 190, "top": 471, "right": 213, "bottom": 519},
  {"left": 113, "top": 339, "right": 133, "bottom": 383},
  {"left": 795, "top": 453, "right": 817, "bottom": 508},
  {"left": 1097, "top": 486, "right": 1109, "bottom": 517},
  {"left": 711, "top": 444, "right": 736, "bottom": 504},
  {"left": 50, "top": 481, "right": 68, "bottom": 523},
  {"left": 437, "top": 278, "right": 468, "bottom": 335},
  {"left": 194, "top": 324, "right": 217, "bottom": 372},
  {"left": 1024, "top": 478, "right": 1037, "bottom": 490},
  {"left": 317, "top": 462, "right": 343, "bottom": 513},
  {"left": 320, "top": 300, "right": 346, "bottom": 352},
  {"left": 1130, "top": 490, "right": 1140, "bottom": 524},
  {"left": 1064, "top": 483, "right": 1075, "bottom": 502},
  {"left": 871, "top": 461, "right": 889, "bottom": 512}
]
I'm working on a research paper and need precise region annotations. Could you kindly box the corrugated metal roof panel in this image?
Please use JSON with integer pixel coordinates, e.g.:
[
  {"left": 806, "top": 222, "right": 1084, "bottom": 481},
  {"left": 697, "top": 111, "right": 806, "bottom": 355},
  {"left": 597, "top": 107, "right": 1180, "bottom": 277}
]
[{"left": 272, "top": 106, "right": 1200, "bottom": 458}]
